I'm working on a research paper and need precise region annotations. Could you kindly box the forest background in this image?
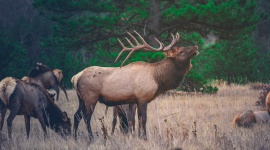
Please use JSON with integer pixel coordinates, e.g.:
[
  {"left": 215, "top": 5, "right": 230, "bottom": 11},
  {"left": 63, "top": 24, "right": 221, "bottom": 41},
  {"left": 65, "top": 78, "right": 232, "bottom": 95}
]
[{"left": 0, "top": 0, "right": 269, "bottom": 91}]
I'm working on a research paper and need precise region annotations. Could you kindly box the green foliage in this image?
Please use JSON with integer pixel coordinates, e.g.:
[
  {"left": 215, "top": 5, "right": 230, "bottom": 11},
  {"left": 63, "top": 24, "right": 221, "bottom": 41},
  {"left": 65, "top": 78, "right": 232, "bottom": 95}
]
[
  {"left": 203, "top": 85, "right": 219, "bottom": 94},
  {"left": 256, "top": 51, "right": 270, "bottom": 83},
  {"left": 30, "top": 0, "right": 267, "bottom": 91},
  {"left": 178, "top": 72, "right": 206, "bottom": 92},
  {"left": 198, "top": 35, "right": 259, "bottom": 85},
  {"left": 0, "top": 33, "right": 30, "bottom": 80}
]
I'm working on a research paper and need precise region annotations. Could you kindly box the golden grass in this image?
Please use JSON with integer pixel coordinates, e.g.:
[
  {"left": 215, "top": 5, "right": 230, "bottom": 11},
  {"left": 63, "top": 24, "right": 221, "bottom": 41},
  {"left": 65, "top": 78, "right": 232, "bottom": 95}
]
[{"left": 1, "top": 84, "right": 269, "bottom": 150}]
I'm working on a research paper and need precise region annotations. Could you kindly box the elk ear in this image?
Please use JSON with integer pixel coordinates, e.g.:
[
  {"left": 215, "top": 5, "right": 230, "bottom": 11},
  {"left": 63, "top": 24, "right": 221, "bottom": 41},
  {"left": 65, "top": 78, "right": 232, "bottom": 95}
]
[
  {"left": 53, "top": 69, "right": 63, "bottom": 83},
  {"left": 62, "top": 112, "right": 68, "bottom": 121},
  {"left": 232, "top": 114, "right": 241, "bottom": 126},
  {"left": 163, "top": 47, "right": 178, "bottom": 57}
]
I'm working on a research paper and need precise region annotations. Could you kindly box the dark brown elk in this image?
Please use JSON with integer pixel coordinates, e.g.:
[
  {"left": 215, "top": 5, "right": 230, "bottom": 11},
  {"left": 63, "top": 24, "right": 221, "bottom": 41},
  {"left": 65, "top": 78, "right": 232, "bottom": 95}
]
[
  {"left": 22, "top": 63, "right": 69, "bottom": 101},
  {"left": 71, "top": 30, "right": 199, "bottom": 140},
  {"left": 109, "top": 104, "right": 137, "bottom": 135},
  {"left": 0, "top": 77, "right": 71, "bottom": 139}
]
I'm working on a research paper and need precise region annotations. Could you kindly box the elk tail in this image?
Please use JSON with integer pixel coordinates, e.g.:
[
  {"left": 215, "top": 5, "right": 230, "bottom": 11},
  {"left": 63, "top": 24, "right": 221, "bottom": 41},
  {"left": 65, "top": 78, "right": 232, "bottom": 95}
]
[
  {"left": 71, "top": 70, "right": 84, "bottom": 99},
  {"left": 0, "top": 77, "right": 17, "bottom": 106}
]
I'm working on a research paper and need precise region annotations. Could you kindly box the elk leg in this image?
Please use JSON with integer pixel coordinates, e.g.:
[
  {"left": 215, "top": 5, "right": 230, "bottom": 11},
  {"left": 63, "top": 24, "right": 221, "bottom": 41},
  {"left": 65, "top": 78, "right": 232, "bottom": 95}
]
[
  {"left": 119, "top": 108, "right": 128, "bottom": 134},
  {"left": 24, "top": 115, "right": 31, "bottom": 138},
  {"left": 111, "top": 106, "right": 117, "bottom": 135},
  {"left": 6, "top": 98, "right": 21, "bottom": 139},
  {"left": 130, "top": 104, "right": 136, "bottom": 133},
  {"left": 83, "top": 103, "right": 97, "bottom": 141},
  {"left": 73, "top": 95, "right": 86, "bottom": 140},
  {"left": 36, "top": 111, "right": 47, "bottom": 139},
  {"left": 0, "top": 106, "right": 7, "bottom": 131},
  {"left": 137, "top": 102, "right": 148, "bottom": 140}
]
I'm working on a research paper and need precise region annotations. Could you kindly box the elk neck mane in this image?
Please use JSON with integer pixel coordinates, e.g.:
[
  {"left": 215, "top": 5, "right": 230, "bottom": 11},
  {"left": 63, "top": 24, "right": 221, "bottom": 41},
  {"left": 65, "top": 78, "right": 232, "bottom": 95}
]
[
  {"left": 23, "top": 81, "right": 64, "bottom": 127},
  {"left": 43, "top": 98, "right": 65, "bottom": 127},
  {"left": 28, "top": 65, "right": 52, "bottom": 78},
  {"left": 151, "top": 57, "right": 192, "bottom": 96}
]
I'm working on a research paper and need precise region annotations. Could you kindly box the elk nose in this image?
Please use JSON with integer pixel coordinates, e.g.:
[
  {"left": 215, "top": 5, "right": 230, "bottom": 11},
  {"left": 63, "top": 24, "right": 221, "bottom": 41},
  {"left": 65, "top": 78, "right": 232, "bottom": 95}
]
[{"left": 194, "top": 46, "right": 198, "bottom": 50}]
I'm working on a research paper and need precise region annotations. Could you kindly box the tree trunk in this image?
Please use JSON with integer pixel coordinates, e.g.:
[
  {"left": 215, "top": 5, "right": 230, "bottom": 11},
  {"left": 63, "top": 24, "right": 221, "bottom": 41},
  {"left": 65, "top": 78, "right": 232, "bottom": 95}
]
[
  {"left": 147, "top": 0, "right": 160, "bottom": 46},
  {"left": 227, "top": 74, "right": 231, "bottom": 86}
]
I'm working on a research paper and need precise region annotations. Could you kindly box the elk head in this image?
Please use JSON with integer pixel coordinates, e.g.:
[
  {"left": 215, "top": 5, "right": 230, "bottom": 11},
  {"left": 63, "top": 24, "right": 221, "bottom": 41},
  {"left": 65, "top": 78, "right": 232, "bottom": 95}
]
[
  {"left": 163, "top": 46, "right": 199, "bottom": 63},
  {"left": 55, "top": 111, "right": 72, "bottom": 136},
  {"left": 233, "top": 110, "right": 256, "bottom": 128},
  {"left": 115, "top": 30, "right": 198, "bottom": 67}
]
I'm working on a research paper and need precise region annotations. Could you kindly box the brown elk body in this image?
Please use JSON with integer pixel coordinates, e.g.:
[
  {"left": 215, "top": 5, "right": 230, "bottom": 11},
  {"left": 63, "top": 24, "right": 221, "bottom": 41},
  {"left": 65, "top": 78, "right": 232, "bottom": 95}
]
[
  {"left": 22, "top": 63, "right": 69, "bottom": 101},
  {"left": 110, "top": 104, "right": 137, "bottom": 135},
  {"left": 233, "top": 92, "right": 270, "bottom": 127},
  {"left": 71, "top": 31, "right": 199, "bottom": 140},
  {"left": 266, "top": 92, "right": 270, "bottom": 110},
  {"left": 0, "top": 77, "right": 71, "bottom": 139}
]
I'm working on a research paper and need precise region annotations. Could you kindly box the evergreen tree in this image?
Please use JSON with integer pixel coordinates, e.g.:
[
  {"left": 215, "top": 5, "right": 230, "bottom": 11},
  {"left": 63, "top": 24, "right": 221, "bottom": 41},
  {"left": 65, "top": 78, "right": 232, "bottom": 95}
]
[
  {"left": 33, "top": 0, "right": 259, "bottom": 52},
  {"left": 200, "top": 36, "right": 258, "bottom": 85},
  {"left": 32, "top": 0, "right": 263, "bottom": 88},
  {"left": 0, "top": 33, "right": 30, "bottom": 80}
]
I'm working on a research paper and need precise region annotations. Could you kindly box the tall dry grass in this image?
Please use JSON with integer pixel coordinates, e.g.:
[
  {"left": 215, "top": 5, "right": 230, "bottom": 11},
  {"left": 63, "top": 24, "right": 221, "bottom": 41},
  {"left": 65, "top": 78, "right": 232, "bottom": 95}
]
[{"left": 1, "top": 84, "right": 269, "bottom": 150}]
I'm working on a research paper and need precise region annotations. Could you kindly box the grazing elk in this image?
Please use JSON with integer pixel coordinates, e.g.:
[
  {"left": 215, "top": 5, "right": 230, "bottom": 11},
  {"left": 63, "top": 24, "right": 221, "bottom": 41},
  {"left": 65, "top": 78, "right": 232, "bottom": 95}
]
[
  {"left": 233, "top": 92, "right": 270, "bottom": 127},
  {"left": 109, "top": 104, "right": 137, "bottom": 135},
  {"left": 71, "top": 30, "right": 199, "bottom": 140},
  {"left": 22, "top": 63, "right": 69, "bottom": 101},
  {"left": 0, "top": 77, "right": 71, "bottom": 139}
]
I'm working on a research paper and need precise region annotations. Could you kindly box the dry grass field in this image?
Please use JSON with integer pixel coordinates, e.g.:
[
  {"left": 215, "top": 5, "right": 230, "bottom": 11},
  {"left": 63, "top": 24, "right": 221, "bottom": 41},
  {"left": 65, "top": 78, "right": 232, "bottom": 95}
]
[{"left": 1, "top": 84, "right": 270, "bottom": 150}]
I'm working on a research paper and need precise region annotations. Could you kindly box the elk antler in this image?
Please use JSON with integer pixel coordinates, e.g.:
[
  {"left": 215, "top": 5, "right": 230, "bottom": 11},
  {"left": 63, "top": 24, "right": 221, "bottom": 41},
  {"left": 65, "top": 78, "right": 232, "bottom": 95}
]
[{"left": 115, "top": 30, "right": 180, "bottom": 67}]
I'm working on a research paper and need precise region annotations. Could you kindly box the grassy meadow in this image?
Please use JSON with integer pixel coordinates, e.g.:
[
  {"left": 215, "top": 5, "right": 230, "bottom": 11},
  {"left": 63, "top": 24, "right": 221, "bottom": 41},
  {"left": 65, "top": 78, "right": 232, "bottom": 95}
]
[{"left": 1, "top": 84, "right": 269, "bottom": 150}]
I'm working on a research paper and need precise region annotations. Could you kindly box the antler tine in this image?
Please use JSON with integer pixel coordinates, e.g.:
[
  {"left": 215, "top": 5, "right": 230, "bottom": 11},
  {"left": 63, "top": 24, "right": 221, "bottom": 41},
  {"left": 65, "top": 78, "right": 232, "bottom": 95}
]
[
  {"left": 120, "top": 49, "right": 137, "bottom": 67},
  {"left": 125, "top": 37, "right": 136, "bottom": 48},
  {"left": 115, "top": 38, "right": 132, "bottom": 62},
  {"left": 133, "top": 30, "right": 164, "bottom": 51},
  {"left": 127, "top": 32, "right": 141, "bottom": 46},
  {"left": 163, "top": 32, "right": 180, "bottom": 51},
  {"left": 116, "top": 30, "right": 174, "bottom": 67}
]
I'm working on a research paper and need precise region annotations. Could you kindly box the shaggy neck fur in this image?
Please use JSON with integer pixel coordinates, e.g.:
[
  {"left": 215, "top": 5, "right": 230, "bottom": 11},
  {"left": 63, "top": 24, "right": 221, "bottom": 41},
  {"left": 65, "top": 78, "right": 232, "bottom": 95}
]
[
  {"left": 29, "top": 65, "right": 52, "bottom": 78},
  {"left": 43, "top": 100, "right": 65, "bottom": 128},
  {"left": 152, "top": 57, "right": 192, "bottom": 96},
  {"left": 27, "top": 82, "right": 66, "bottom": 128}
]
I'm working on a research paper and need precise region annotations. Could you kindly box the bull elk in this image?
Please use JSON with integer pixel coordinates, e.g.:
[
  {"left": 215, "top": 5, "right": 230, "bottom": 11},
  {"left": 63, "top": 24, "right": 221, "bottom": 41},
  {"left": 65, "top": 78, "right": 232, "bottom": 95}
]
[
  {"left": 71, "top": 30, "right": 199, "bottom": 141},
  {"left": 22, "top": 63, "right": 69, "bottom": 101},
  {"left": 0, "top": 77, "right": 71, "bottom": 139}
]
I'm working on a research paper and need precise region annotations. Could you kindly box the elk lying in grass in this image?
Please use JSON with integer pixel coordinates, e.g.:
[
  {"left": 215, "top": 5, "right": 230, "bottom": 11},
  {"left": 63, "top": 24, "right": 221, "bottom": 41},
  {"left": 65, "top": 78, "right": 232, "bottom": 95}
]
[
  {"left": 22, "top": 63, "right": 69, "bottom": 101},
  {"left": 0, "top": 77, "right": 71, "bottom": 139},
  {"left": 233, "top": 92, "right": 270, "bottom": 127},
  {"left": 110, "top": 104, "right": 137, "bottom": 135},
  {"left": 71, "top": 30, "right": 199, "bottom": 140}
]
